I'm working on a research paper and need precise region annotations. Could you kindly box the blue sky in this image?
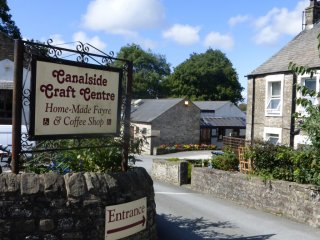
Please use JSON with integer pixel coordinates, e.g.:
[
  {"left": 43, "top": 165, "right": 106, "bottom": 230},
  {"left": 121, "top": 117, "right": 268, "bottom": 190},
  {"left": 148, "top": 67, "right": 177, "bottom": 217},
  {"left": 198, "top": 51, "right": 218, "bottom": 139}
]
[{"left": 7, "top": 0, "right": 310, "bottom": 102}]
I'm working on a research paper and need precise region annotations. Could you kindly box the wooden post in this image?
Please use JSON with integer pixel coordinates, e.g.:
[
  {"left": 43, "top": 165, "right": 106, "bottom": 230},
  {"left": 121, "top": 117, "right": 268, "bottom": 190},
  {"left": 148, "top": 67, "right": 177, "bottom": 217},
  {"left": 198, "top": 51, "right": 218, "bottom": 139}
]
[
  {"left": 122, "top": 61, "right": 133, "bottom": 172},
  {"left": 12, "top": 39, "right": 24, "bottom": 174}
]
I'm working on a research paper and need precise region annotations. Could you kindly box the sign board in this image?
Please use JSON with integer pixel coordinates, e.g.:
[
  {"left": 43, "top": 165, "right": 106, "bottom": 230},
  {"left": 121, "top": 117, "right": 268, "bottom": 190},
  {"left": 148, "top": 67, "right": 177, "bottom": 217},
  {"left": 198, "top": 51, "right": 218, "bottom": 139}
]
[
  {"left": 29, "top": 57, "right": 122, "bottom": 140},
  {"left": 105, "top": 197, "right": 147, "bottom": 240}
]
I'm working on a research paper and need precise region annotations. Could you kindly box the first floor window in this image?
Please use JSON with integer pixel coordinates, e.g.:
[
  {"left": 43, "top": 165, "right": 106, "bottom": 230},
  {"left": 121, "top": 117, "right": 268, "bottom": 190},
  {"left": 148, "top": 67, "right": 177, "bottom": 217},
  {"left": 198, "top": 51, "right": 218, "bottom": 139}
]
[
  {"left": 266, "top": 81, "right": 281, "bottom": 115},
  {"left": 302, "top": 77, "right": 318, "bottom": 105}
]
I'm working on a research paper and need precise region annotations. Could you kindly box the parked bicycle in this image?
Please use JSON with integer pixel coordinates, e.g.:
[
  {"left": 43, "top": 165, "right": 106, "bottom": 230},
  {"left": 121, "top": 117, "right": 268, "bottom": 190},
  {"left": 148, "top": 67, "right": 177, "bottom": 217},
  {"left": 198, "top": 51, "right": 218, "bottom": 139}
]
[{"left": 0, "top": 145, "right": 12, "bottom": 174}]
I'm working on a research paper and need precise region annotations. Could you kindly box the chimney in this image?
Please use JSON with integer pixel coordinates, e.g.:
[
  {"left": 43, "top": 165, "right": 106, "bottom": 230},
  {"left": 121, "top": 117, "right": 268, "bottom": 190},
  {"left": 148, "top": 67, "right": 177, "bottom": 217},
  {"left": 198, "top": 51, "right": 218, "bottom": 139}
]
[{"left": 305, "top": 0, "right": 320, "bottom": 29}]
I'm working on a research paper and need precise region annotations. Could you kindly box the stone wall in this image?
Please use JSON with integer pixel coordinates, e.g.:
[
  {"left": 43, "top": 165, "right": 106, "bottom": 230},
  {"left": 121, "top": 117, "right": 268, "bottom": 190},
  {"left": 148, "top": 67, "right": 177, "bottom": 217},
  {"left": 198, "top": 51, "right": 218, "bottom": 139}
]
[
  {"left": 0, "top": 32, "right": 14, "bottom": 61},
  {"left": 152, "top": 100, "right": 200, "bottom": 148},
  {"left": 191, "top": 167, "right": 320, "bottom": 228},
  {"left": 152, "top": 159, "right": 188, "bottom": 186},
  {"left": 0, "top": 167, "right": 157, "bottom": 240}
]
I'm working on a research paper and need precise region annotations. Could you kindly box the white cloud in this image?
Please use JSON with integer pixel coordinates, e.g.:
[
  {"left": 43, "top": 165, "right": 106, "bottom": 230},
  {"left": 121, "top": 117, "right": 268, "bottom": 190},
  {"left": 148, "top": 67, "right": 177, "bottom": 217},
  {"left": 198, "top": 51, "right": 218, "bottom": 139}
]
[
  {"left": 204, "top": 32, "right": 234, "bottom": 50},
  {"left": 229, "top": 15, "right": 250, "bottom": 27},
  {"left": 72, "top": 31, "right": 107, "bottom": 51},
  {"left": 162, "top": 24, "right": 200, "bottom": 45},
  {"left": 139, "top": 38, "right": 157, "bottom": 50},
  {"left": 254, "top": 0, "right": 309, "bottom": 44},
  {"left": 82, "top": 0, "right": 165, "bottom": 36}
]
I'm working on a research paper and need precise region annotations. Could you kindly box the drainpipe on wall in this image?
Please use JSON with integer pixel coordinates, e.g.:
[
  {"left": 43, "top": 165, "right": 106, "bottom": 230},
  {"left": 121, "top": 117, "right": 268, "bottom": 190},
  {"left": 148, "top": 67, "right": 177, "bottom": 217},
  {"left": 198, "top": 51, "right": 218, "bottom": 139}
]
[
  {"left": 250, "top": 76, "right": 256, "bottom": 145},
  {"left": 290, "top": 73, "right": 297, "bottom": 148}
]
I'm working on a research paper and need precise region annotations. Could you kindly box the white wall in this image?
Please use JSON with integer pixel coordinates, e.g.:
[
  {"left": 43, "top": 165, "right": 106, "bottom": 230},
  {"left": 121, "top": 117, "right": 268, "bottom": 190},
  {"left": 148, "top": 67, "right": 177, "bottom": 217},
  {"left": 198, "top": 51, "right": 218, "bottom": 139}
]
[{"left": 132, "top": 123, "right": 152, "bottom": 154}]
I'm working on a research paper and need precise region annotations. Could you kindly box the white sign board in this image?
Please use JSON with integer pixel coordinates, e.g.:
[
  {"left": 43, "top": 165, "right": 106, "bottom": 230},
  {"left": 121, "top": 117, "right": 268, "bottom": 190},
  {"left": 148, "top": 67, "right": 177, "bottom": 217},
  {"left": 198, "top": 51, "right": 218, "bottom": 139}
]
[
  {"left": 30, "top": 58, "right": 121, "bottom": 139},
  {"left": 105, "top": 197, "right": 147, "bottom": 240}
]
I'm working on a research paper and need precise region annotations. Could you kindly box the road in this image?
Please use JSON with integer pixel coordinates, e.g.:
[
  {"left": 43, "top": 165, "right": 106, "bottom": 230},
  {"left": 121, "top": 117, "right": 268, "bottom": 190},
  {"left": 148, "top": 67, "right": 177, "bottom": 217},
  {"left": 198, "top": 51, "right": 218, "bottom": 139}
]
[{"left": 134, "top": 152, "right": 320, "bottom": 240}]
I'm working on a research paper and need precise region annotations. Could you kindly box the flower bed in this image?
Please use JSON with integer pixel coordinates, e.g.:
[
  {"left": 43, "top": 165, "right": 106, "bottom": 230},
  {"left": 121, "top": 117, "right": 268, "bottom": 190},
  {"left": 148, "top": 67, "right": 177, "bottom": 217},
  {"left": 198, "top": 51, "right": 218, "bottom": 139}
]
[{"left": 155, "top": 143, "right": 216, "bottom": 155}]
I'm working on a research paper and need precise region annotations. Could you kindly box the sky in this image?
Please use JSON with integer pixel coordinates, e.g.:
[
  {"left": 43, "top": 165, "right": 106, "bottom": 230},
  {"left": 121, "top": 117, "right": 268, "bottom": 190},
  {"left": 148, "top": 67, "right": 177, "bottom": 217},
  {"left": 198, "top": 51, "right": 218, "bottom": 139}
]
[{"left": 7, "top": 0, "right": 311, "bottom": 102}]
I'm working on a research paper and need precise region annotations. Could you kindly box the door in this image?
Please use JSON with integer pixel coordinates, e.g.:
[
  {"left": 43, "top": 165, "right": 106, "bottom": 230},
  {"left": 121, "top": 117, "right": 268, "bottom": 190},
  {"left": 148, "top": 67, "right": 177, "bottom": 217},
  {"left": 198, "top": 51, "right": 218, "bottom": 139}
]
[{"left": 200, "top": 128, "right": 211, "bottom": 144}]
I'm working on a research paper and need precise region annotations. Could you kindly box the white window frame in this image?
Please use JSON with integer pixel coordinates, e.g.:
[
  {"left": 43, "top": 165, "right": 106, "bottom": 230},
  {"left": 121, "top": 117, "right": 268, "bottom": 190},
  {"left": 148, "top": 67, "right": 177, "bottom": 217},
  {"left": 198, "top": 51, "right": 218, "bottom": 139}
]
[
  {"left": 264, "top": 127, "right": 282, "bottom": 145},
  {"left": 297, "top": 74, "right": 320, "bottom": 114},
  {"left": 265, "top": 74, "right": 284, "bottom": 116}
]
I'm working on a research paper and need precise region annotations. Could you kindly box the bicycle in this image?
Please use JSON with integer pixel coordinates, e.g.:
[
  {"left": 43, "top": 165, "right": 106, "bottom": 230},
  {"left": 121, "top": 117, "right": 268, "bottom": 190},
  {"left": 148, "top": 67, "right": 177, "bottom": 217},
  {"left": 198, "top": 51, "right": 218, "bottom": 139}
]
[{"left": 0, "top": 145, "right": 12, "bottom": 174}]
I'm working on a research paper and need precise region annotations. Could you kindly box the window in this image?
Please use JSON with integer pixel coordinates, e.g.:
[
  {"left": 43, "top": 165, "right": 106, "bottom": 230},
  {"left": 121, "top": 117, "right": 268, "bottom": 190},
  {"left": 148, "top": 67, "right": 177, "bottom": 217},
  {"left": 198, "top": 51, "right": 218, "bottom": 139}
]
[
  {"left": 266, "top": 133, "right": 279, "bottom": 145},
  {"left": 297, "top": 76, "right": 320, "bottom": 114},
  {"left": 266, "top": 81, "right": 281, "bottom": 115},
  {"left": 0, "top": 89, "right": 13, "bottom": 124},
  {"left": 135, "top": 126, "right": 140, "bottom": 134},
  {"left": 141, "top": 128, "right": 147, "bottom": 134},
  {"left": 264, "top": 127, "right": 282, "bottom": 145},
  {"left": 302, "top": 77, "right": 318, "bottom": 105}
]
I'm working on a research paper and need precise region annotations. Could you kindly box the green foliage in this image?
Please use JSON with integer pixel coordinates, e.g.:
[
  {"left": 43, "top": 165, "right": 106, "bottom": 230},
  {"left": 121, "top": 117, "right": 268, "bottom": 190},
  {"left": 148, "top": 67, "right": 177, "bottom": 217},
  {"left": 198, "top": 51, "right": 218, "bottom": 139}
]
[
  {"left": 23, "top": 137, "right": 143, "bottom": 174},
  {"left": 156, "top": 143, "right": 216, "bottom": 155},
  {"left": 165, "top": 49, "right": 243, "bottom": 103},
  {"left": 166, "top": 158, "right": 180, "bottom": 162},
  {"left": 238, "top": 103, "right": 247, "bottom": 112},
  {"left": 291, "top": 147, "right": 320, "bottom": 185},
  {"left": 211, "top": 147, "right": 238, "bottom": 171},
  {"left": 113, "top": 43, "right": 171, "bottom": 99},
  {"left": 245, "top": 142, "right": 294, "bottom": 181},
  {"left": 292, "top": 84, "right": 320, "bottom": 149},
  {"left": 245, "top": 142, "right": 320, "bottom": 185},
  {"left": 0, "top": 0, "right": 21, "bottom": 39}
]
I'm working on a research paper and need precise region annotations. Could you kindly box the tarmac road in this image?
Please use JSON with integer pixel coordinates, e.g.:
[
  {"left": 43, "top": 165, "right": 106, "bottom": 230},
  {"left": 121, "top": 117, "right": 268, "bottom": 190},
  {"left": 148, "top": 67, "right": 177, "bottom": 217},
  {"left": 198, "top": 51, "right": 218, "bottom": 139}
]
[{"left": 134, "top": 151, "right": 320, "bottom": 240}]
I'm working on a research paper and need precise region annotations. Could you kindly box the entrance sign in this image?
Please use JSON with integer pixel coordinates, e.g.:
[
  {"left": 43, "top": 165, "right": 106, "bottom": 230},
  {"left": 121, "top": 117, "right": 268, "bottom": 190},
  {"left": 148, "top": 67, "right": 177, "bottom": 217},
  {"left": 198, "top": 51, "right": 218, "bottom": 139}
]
[
  {"left": 29, "top": 57, "right": 122, "bottom": 140},
  {"left": 105, "top": 197, "right": 147, "bottom": 240}
]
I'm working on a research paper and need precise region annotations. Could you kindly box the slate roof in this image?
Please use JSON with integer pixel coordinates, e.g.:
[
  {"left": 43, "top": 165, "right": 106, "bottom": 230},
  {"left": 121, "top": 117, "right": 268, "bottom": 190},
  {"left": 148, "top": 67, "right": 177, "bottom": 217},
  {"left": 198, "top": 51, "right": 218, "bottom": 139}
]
[
  {"left": 249, "top": 22, "right": 320, "bottom": 76},
  {"left": 131, "top": 98, "right": 184, "bottom": 123},
  {"left": 200, "top": 117, "right": 246, "bottom": 128},
  {"left": 193, "top": 101, "right": 230, "bottom": 111}
]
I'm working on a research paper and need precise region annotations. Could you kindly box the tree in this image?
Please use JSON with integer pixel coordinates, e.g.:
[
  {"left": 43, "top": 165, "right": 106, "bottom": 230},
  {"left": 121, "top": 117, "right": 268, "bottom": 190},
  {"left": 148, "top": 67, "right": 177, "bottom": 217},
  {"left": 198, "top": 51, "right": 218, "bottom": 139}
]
[
  {"left": 289, "top": 41, "right": 320, "bottom": 149},
  {"left": 165, "top": 49, "right": 243, "bottom": 103},
  {"left": 0, "top": 0, "right": 21, "bottom": 39},
  {"left": 114, "top": 44, "right": 171, "bottom": 99}
]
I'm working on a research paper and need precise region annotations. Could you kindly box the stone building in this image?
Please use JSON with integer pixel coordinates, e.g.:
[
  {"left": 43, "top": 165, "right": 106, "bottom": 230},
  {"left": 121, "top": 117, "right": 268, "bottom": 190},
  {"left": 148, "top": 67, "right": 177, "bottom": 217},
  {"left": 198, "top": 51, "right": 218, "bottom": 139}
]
[
  {"left": 246, "top": 0, "right": 320, "bottom": 148},
  {"left": 131, "top": 98, "right": 200, "bottom": 154},
  {"left": 194, "top": 101, "right": 246, "bottom": 149}
]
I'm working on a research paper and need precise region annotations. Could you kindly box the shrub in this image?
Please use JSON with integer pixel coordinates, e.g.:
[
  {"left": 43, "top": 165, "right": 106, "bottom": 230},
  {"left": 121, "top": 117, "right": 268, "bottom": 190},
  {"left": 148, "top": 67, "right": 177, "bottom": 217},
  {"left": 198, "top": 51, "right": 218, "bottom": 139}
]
[
  {"left": 211, "top": 147, "right": 238, "bottom": 171},
  {"left": 244, "top": 141, "right": 320, "bottom": 186}
]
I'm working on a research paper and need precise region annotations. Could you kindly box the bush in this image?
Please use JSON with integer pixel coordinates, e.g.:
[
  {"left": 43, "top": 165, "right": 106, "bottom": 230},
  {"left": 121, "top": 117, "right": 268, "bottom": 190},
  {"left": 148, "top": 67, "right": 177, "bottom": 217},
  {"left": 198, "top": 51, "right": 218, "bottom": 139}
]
[
  {"left": 211, "top": 147, "right": 238, "bottom": 171},
  {"left": 244, "top": 141, "right": 320, "bottom": 185},
  {"left": 245, "top": 142, "right": 294, "bottom": 181}
]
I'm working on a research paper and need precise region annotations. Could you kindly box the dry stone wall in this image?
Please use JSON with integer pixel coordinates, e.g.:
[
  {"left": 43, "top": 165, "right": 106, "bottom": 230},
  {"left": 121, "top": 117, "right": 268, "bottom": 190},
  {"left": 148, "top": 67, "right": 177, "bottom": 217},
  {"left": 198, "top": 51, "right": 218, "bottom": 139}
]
[
  {"left": 0, "top": 167, "right": 157, "bottom": 240},
  {"left": 191, "top": 167, "right": 320, "bottom": 228},
  {"left": 152, "top": 159, "right": 188, "bottom": 186}
]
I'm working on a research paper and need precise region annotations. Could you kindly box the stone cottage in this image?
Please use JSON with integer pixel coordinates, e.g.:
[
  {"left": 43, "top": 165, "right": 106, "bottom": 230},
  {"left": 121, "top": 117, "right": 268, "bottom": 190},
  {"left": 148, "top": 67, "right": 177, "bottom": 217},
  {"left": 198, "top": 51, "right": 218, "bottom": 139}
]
[
  {"left": 246, "top": 0, "right": 320, "bottom": 148},
  {"left": 131, "top": 98, "right": 200, "bottom": 154}
]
